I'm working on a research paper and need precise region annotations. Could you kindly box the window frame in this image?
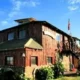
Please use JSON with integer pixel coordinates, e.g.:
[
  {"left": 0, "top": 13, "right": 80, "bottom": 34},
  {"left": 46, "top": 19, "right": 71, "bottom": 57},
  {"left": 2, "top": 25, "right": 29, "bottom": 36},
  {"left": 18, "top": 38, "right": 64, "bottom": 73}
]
[
  {"left": 31, "top": 56, "right": 38, "bottom": 66},
  {"left": 47, "top": 57, "right": 52, "bottom": 64},
  {"left": 8, "top": 32, "right": 14, "bottom": 41},
  {"left": 19, "top": 30, "right": 26, "bottom": 39},
  {"left": 56, "top": 34, "right": 61, "bottom": 41},
  {"left": 5, "top": 56, "right": 14, "bottom": 66}
]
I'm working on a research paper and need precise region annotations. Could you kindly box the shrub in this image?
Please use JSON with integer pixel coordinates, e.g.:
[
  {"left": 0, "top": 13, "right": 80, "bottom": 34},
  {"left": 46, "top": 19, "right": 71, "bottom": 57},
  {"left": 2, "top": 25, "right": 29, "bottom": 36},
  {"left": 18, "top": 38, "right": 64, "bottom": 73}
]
[
  {"left": 52, "top": 61, "right": 64, "bottom": 78},
  {"left": 0, "top": 67, "right": 28, "bottom": 80},
  {"left": 35, "top": 67, "right": 54, "bottom": 80}
]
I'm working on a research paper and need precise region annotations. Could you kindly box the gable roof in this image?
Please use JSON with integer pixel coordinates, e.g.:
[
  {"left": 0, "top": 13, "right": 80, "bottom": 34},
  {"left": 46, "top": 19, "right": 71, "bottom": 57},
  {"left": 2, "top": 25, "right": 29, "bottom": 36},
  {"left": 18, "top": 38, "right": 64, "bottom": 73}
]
[
  {"left": 72, "top": 37, "right": 80, "bottom": 41},
  {"left": 40, "top": 21, "right": 71, "bottom": 37},
  {"left": 0, "top": 18, "right": 77, "bottom": 39},
  {"left": 0, "top": 21, "right": 71, "bottom": 37}
]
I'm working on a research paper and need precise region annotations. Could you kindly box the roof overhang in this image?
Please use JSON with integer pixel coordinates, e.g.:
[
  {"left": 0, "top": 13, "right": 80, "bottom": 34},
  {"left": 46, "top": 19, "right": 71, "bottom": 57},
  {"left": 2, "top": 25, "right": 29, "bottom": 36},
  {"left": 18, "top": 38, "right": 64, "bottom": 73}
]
[{"left": 0, "top": 38, "right": 43, "bottom": 51}]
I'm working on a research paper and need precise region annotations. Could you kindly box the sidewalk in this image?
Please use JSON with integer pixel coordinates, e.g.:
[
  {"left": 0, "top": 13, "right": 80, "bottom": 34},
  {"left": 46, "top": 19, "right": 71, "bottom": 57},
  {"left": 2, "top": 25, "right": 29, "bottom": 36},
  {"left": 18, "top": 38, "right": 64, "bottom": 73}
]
[{"left": 63, "top": 71, "right": 77, "bottom": 76}]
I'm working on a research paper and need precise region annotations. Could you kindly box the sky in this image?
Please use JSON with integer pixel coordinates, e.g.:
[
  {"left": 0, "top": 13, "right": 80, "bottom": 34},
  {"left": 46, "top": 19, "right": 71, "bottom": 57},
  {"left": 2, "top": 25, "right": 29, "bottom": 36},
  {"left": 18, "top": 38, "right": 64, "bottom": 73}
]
[{"left": 0, "top": 0, "right": 80, "bottom": 38}]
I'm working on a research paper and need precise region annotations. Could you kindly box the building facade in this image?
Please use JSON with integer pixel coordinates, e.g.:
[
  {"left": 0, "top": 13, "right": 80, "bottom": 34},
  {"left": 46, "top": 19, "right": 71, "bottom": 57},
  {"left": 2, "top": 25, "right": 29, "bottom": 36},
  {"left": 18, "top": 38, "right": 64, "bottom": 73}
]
[{"left": 0, "top": 18, "right": 79, "bottom": 77}]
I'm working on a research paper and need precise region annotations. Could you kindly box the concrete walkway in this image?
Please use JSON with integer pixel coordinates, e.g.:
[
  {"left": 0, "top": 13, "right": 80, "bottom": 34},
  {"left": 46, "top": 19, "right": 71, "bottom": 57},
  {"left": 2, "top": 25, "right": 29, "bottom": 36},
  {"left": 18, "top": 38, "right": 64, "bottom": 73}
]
[{"left": 63, "top": 71, "right": 77, "bottom": 76}]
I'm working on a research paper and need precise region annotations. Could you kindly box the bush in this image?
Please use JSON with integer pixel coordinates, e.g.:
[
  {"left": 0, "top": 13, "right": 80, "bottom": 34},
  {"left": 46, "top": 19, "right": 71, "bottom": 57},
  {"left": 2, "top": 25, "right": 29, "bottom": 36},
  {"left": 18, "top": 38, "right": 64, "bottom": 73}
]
[
  {"left": 0, "top": 67, "right": 28, "bottom": 80},
  {"left": 52, "top": 61, "right": 64, "bottom": 78},
  {"left": 35, "top": 67, "right": 54, "bottom": 80}
]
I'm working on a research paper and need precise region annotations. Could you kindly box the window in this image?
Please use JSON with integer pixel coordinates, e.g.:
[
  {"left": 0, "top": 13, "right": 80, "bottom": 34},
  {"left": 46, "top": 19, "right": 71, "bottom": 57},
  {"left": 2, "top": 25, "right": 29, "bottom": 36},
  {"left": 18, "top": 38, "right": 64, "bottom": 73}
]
[
  {"left": 47, "top": 57, "right": 52, "bottom": 64},
  {"left": 76, "top": 40, "right": 80, "bottom": 47},
  {"left": 5, "top": 56, "right": 14, "bottom": 65},
  {"left": 19, "top": 30, "right": 26, "bottom": 39},
  {"left": 31, "top": 56, "right": 38, "bottom": 65},
  {"left": 56, "top": 34, "right": 61, "bottom": 41},
  {"left": 8, "top": 32, "right": 14, "bottom": 40}
]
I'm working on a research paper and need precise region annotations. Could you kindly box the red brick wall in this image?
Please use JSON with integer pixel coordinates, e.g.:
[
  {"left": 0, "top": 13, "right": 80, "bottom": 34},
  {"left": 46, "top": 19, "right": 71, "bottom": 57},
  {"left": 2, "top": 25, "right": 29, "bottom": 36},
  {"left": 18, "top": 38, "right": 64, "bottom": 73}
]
[
  {"left": 25, "top": 48, "right": 55, "bottom": 66},
  {"left": 25, "top": 48, "right": 43, "bottom": 66}
]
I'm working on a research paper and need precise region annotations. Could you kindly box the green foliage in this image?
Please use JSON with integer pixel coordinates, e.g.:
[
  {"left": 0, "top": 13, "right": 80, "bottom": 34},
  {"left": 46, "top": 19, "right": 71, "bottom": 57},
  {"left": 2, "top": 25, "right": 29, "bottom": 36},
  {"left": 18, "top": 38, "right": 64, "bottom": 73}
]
[
  {"left": 52, "top": 61, "right": 64, "bottom": 78},
  {"left": 0, "top": 67, "right": 29, "bottom": 80},
  {"left": 35, "top": 67, "right": 54, "bottom": 80},
  {"left": 55, "top": 77, "right": 80, "bottom": 80},
  {"left": 0, "top": 66, "right": 24, "bottom": 75}
]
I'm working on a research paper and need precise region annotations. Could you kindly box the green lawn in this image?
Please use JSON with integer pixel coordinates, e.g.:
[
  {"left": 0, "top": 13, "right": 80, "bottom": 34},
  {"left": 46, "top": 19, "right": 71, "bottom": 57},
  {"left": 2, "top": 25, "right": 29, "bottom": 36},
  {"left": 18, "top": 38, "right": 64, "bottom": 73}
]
[{"left": 55, "top": 76, "right": 80, "bottom": 80}]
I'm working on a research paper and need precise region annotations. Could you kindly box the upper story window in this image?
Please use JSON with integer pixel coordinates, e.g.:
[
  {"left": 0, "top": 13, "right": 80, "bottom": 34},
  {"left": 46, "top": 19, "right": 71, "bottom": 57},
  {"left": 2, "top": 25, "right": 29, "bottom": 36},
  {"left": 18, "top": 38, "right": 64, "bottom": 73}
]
[
  {"left": 19, "top": 30, "right": 26, "bottom": 39},
  {"left": 8, "top": 32, "right": 14, "bottom": 40},
  {"left": 5, "top": 56, "right": 14, "bottom": 66},
  {"left": 56, "top": 34, "right": 61, "bottom": 41},
  {"left": 76, "top": 40, "right": 80, "bottom": 47}
]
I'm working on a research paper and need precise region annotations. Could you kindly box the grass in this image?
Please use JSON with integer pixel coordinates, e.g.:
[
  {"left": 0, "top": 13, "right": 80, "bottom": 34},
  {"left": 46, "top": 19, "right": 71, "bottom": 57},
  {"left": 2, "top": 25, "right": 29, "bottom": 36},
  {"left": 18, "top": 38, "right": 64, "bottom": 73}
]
[{"left": 55, "top": 76, "right": 80, "bottom": 80}]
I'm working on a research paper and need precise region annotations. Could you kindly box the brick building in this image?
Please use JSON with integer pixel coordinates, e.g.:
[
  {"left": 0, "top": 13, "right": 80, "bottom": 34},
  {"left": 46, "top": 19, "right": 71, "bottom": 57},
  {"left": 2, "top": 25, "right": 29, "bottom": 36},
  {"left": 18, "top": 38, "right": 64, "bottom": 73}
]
[{"left": 0, "top": 18, "right": 79, "bottom": 77}]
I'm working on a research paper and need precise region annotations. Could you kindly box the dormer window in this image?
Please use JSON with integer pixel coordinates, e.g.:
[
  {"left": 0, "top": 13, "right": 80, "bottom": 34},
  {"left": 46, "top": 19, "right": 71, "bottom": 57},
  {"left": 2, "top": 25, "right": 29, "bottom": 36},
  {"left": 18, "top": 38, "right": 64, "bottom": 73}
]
[
  {"left": 19, "top": 30, "right": 26, "bottom": 39},
  {"left": 8, "top": 32, "right": 14, "bottom": 40}
]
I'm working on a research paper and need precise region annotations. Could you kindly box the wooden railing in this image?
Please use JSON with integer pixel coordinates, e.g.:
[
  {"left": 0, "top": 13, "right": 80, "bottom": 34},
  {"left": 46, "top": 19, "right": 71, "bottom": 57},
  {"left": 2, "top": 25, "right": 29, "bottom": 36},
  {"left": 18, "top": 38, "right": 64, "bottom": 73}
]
[
  {"left": 73, "top": 44, "right": 80, "bottom": 53},
  {"left": 57, "top": 40, "right": 80, "bottom": 54}
]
